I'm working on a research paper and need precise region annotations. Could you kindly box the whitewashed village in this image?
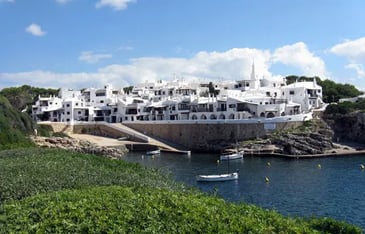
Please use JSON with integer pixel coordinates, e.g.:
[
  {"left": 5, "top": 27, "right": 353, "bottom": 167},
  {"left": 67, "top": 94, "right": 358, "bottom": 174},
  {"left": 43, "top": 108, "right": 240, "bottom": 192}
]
[{"left": 32, "top": 64, "right": 324, "bottom": 124}]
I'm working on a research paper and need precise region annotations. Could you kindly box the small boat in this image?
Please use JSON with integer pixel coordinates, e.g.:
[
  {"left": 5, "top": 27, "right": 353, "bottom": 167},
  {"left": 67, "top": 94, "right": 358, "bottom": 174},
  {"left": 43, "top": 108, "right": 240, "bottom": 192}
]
[
  {"left": 146, "top": 149, "right": 161, "bottom": 155},
  {"left": 220, "top": 151, "right": 243, "bottom": 161},
  {"left": 196, "top": 172, "right": 238, "bottom": 182}
]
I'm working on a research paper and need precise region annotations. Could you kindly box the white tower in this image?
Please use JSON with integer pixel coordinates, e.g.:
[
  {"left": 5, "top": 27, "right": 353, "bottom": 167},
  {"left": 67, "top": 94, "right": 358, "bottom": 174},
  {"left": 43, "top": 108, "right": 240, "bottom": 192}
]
[{"left": 250, "top": 61, "right": 259, "bottom": 89}]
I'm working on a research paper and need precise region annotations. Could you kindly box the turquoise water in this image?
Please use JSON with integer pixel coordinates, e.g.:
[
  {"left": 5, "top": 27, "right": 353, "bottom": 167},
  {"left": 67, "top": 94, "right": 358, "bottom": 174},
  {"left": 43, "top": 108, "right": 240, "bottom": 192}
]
[{"left": 123, "top": 152, "right": 365, "bottom": 229}]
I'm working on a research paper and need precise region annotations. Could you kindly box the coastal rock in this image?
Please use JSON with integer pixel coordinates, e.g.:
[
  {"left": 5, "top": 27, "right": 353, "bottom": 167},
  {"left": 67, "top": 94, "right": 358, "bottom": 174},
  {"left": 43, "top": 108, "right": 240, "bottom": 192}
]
[
  {"left": 323, "top": 111, "right": 365, "bottom": 144},
  {"left": 31, "top": 136, "right": 128, "bottom": 159},
  {"left": 272, "top": 132, "right": 334, "bottom": 155}
]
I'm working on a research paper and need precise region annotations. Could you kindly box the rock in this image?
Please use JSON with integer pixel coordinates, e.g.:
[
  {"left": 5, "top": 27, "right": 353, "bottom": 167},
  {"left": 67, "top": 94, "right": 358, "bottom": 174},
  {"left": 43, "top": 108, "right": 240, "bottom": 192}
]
[{"left": 31, "top": 136, "right": 128, "bottom": 159}]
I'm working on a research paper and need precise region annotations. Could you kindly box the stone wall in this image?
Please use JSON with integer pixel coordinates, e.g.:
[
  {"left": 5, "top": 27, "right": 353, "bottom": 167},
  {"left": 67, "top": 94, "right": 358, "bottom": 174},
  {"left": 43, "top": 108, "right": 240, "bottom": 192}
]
[
  {"left": 38, "top": 122, "right": 73, "bottom": 134},
  {"left": 125, "top": 121, "right": 303, "bottom": 152}
]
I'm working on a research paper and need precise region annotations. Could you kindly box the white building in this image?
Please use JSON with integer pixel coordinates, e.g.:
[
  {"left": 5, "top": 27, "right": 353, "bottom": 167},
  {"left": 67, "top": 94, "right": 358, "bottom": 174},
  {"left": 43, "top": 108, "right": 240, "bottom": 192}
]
[{"left": 32, "top": 65, "right": 324, "bottom": 123}]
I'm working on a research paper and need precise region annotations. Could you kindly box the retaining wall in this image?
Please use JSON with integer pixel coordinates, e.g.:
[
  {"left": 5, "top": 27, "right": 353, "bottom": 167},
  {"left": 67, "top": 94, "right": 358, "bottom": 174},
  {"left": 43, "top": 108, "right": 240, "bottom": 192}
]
[{"left": 125, "top": 121, "right": 303, "bottom": 152}]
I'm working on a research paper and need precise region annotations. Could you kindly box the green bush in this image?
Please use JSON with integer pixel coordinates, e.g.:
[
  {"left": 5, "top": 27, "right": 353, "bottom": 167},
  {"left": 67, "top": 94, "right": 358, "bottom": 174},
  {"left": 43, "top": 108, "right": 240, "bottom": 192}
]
[
  {"left": 0, "top": 148, "right": 185, "bottom": 203},
  {"left": 1, "top": 186, "right": 361, "bottom": 233}
]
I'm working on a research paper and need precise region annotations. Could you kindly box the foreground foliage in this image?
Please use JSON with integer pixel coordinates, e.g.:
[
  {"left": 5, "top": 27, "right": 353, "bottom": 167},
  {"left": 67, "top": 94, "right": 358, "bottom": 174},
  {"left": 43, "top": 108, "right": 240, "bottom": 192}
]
[
  {"left": 1, "top": 186, "right": 361, "bottom": 233},
  {"left": 0, "top": 148, "right": 361, "bottom": 233},
  {"left": 0, "top": 148, "right": 184, "bottom": 203}
]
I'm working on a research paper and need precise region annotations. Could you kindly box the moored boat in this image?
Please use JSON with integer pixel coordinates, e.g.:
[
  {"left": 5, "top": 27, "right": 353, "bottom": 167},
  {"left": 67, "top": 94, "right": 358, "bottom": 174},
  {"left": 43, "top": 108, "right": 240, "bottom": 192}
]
[
  {"left": 196, "top": 172, "right": 238, "bottom": 182},
  {"left": 220, "top": 150, "right": 244, "bottom": 160},
  {"left": 146, "top": 149, "right": 161, "bottom": 155}
]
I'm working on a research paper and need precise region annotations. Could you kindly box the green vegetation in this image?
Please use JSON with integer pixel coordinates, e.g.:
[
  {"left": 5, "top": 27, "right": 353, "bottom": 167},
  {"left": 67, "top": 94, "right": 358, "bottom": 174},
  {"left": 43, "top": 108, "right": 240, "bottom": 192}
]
[
  {"left": 3, "top": 186, "right": 361, "bottom": 233},
  {"left": 325, "top": 98, "right": 365, "bottom": 115},
  {"left": 123, "top": 85, "right": 134, "bottom": 94},
  {"left": 0, "top": 148, "right": 361, "bottom": 233},
  {"left": 285, "top": 75, "right": 363, "bottom": 103},
  {"left": 0, "top": 95, "right": 35, "bottom": 150},
  {"left": 0, "top": 148, "right": 183, "bottom": 203},
  {"left": 0, "top": 85, "right": 58, "bottom": 112}
]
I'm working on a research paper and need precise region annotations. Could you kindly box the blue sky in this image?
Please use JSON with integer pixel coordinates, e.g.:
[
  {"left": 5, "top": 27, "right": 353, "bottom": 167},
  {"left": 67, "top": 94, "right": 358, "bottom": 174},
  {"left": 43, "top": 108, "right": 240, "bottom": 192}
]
[{"left": 1, "top": 0, "right": 365, "bottom": 91}]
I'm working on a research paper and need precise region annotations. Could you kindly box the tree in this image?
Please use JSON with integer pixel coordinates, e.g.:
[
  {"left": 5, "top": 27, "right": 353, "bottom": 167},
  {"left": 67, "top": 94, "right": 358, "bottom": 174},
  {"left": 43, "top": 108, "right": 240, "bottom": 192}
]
[{"left": 0, "top": 85, "right": 58, "bottom": 112}]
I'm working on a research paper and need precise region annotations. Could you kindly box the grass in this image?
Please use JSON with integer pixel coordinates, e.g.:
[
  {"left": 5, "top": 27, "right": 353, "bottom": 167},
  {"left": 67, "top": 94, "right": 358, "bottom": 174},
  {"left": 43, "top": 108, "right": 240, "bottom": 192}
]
[
  {"left": 0, "top": 148, "right": 362, "bottom": 233},
  {"left": 0, "top": 148, "right": 186, "bottom": 203}
]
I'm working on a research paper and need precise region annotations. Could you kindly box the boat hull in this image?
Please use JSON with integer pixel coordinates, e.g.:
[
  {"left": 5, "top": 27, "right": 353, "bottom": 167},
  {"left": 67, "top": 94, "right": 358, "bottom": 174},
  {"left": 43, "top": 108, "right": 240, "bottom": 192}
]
[
  {"left": 220, "top": 152, "right": 243, "bottom": 160},
  {"left": 146, "top": 149, "right": 160, "bottom": 155},
  {"left": 196, "top": 172, "right": 238, "bottom": 182}
]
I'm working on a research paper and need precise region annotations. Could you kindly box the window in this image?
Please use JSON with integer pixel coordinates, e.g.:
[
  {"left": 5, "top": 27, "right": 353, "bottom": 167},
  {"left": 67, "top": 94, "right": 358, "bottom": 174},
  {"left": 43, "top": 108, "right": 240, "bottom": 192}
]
[
  {"left": 78, "top": 111, "right": 81, "bottom": 114},
  {"left": 66, "top": 104, "right": 70, "bottom": 107},
  {"left": 289, "top": 90, "right": 295, "bottom": 95},
  {"left": 100, "top": 100, "right": 104, "bottom": 103},
  {"left": 228, "top": 104, "right": 236, "bottom": 108},
  {"left": 96, "top": 92, "right": 106, "bottom": 97},
  {"left": 67, "top": 112, "right": 70, "bottom": 115}
]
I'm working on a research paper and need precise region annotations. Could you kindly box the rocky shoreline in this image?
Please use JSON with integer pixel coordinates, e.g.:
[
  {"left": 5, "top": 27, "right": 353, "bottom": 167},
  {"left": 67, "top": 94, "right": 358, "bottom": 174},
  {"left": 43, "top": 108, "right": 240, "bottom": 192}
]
[{"left": 31, "top": 136, "right": 129, "bottom": 159}]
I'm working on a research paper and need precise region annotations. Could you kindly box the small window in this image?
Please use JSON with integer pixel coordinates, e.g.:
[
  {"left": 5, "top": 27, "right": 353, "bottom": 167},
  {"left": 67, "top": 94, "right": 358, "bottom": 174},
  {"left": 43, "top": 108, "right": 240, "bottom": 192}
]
[
  {"left": 289, "top": 90, "right": 295, "bottom": 95},
  {"left": 100, "top": 100, "right": 104, "bottom": 103},
  {"left": 66, "top": 104, "right": 70, "bottom": 107},
  {"left": 67, "top": 112, "right": 70, "bottom": 115},
  {"left": 78, "top": 111, "right": 81, "bottom": 114}
]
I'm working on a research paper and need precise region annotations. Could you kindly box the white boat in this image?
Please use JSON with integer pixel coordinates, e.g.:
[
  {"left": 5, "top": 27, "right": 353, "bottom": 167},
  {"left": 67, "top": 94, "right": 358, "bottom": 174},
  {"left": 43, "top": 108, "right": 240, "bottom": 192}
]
[
  {"left": 146, "top": 149, "right": 161, "bottom": 155},
  {"left": 196, "top": 172, "right": 238, "bottom": 182},
  {"left": 220, "top": 151, "right": 244, "bottom": 161}
]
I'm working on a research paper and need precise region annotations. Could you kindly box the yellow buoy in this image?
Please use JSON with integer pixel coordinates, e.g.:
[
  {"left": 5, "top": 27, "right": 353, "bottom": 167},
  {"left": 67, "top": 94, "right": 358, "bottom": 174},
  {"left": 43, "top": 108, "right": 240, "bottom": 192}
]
[
  {"left": 360, "top": 164, "right": 365, "bottom": 170},
  {"left": 317, "top": 164, "right": 321, "bottom": 169},
  {"left": 265, "top": 177, "right": 269, "bottom": 183}
]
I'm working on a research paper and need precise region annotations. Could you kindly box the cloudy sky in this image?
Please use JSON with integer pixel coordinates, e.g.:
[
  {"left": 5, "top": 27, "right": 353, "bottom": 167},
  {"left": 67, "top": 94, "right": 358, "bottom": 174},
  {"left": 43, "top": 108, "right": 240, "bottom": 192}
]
[{"left": 1, "top": 0, "right": 365, "bottom": 91}]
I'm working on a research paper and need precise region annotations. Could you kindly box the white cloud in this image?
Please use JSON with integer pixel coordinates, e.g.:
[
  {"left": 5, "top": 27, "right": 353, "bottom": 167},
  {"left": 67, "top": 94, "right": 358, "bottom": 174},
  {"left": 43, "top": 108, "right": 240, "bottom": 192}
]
[
  {"left": 271, "top": 42, "right": 327, "bottom": 77},
  {"left": 56, "top": 0, "right": 72, "bottom": 4},
  {"left": 25, "top": 23, "right": 46, "bottom": 36},
  {"left": 330, "top": 37, "right": 365, "bottom": 59},
  {"left": 346, "top": 63, "right": 365, "bottom": 78},
  {"left": 1, "top": 43, "right": 331, "bottom": 90},
  {"left": 78, "top": 51, "right": 112, "bottom": 64},
  {"left": 0, "top": 0, "right": 15, "bottom": 3},
  {"left": 96, "top": 0, "right": 135, "bottom": 10},
  {"left": 117, "top": 46, "right": 134, "bottom": 51}
]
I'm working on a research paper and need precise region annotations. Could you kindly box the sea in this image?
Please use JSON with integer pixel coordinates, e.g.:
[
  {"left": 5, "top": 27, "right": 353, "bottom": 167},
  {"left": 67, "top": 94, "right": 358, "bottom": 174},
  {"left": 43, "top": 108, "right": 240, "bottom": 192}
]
[{"left": 123, "top": 151, "right": 365, "bottom": 229}]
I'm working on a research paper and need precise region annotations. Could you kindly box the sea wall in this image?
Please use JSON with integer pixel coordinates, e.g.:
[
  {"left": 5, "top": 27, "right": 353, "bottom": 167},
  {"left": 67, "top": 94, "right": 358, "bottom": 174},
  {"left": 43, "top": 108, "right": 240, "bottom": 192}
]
[{"left": 125, "top": 121, "right": 303, "bottom": 152}]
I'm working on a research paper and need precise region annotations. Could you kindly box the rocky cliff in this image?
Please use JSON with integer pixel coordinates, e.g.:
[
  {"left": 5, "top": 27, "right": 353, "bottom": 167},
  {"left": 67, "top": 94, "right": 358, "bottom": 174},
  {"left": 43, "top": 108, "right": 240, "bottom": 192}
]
[
  {"left": 323, "top": 111, "right": 365, "bottom": 144},
  {"left": 238, "top": 119, "right": 336, "bottom": 155}
]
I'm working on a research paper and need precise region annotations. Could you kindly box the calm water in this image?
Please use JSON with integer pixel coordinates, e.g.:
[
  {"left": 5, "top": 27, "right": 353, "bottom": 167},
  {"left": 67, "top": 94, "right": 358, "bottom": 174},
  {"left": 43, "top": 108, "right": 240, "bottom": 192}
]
[{"left": 123, "top": 152, "right": 365, "bottom": 229}]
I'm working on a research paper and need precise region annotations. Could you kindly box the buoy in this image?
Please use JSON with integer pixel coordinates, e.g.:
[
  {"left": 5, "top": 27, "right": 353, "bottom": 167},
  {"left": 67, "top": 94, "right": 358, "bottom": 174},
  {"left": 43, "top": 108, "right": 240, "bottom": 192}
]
[
  {"left": 142, "top": 155, "right": 144, "bottom": 159},
  {"left": 267, "top": 162, "right": 271, "bottom": 167},
  {"left": 265, "top": 177, "right": 269, "bottom": 183},
  {"left": 360, "top": 164, "right": 365, "bottom": 170},
  {"left": 217, "top": 160, "right": 220, "bottom": 164},
  {"left": 317, "top": 164, "right": 321, "bottom": 169}
]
